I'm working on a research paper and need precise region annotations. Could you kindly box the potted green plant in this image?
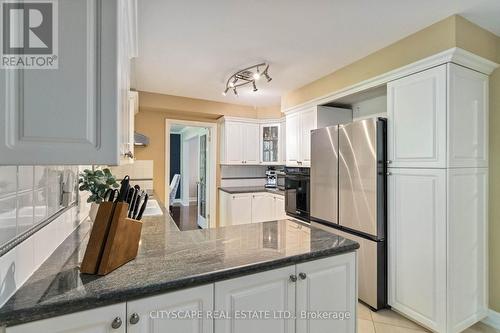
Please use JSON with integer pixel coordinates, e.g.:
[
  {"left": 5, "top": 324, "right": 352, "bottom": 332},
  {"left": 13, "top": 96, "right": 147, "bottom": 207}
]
[{"left": 78, "top": 168, "right": 120, "bottom": 221}]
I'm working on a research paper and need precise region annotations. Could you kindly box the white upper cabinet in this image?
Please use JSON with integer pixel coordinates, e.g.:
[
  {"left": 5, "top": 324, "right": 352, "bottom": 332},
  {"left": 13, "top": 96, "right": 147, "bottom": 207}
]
[
  {"left": 387, "top": 65, "right": 447, "bottom": 168},
  {"left": 220, "top": 119, "right": 260, "bottom": 165},
  {"left": 243, "top": 122, "right": 260, "bottom": 164},
  {"left": 447, "top": 63, "right": 488, "bottom": 168},
  {"left": 127, "top": 285, "right": 214, "bottom": 333},
  {"left": 285, "top": 112, "right": 301, "bottom": 166},
  {"left": 261, "top": 123, "right": 281, "bottom": 164},
  {"left": 286, "top": 109, "right": 316, "bottom": 167},
  {"left": 0, "top": 0, "right": 137, "bottom": 165}
]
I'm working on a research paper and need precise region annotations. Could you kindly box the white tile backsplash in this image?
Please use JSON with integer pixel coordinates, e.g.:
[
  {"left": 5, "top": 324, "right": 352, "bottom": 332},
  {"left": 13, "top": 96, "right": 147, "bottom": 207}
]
[{"left": 0, "top": 166, "right": 17, "bottom": 198}]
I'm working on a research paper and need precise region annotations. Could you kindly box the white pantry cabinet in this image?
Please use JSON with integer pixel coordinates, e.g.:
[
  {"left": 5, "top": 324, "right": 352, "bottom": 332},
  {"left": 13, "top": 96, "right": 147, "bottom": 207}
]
[
  {"left": 388, "top": 167, "right": 488, "bottom": 332},
  {"left": 219, "top": 190, "right": 286, "bottom": 226},
  {"left": 127, "top": 285, "right": 213, "bottom": 333},
  {"left": 387, "top": 62, "right": 490, "bottom": 333},
  {"left": 6, "top": 303, "right": 127, "bottom": 333},
  {"left": 388, "top": 168, "right": 447, "bottom": 332},
  {"left": 0, "top": 0, "right": 138, "bottom": 165},
  {"left": 285, "top": 106, "right": 351, "bottom": 167},
  {"left": 387, "top": 63, "right": 488, "bottom": 168},
  {"left": 215, "top": 253, "right": 356, "bottom": 333}
]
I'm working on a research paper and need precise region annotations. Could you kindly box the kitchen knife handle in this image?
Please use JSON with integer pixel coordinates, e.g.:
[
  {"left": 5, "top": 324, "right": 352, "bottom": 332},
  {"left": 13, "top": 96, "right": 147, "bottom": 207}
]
[{"left": 136, "top": 194, "right": 148, "bottom": 220}]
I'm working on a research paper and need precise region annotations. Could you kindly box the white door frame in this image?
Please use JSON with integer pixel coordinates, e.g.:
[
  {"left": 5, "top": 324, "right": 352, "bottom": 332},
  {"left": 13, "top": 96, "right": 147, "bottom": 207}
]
[{"left": 165, "top": 119, "right": 217, "bottom": 229}]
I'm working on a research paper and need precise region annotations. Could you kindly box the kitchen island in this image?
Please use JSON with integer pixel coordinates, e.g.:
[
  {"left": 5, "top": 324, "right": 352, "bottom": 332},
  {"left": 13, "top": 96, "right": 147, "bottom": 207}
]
[{"left": 0, "top": 209, "right": 359, "bottom": 333}]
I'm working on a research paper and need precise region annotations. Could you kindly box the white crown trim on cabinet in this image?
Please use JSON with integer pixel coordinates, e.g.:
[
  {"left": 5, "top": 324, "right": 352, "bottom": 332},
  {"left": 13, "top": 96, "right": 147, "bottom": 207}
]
[
  {"left": 282, "top": 47, "right": 499, "bottom": 115},
  {"left": 483, "top": 309, "right": 500, "bottom": 330}
]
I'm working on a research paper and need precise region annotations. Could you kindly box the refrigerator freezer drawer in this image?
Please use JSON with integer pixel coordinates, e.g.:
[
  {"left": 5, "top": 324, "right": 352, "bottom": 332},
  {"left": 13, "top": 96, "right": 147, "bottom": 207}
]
[{"left": 312, "top": 222, "right": 387, "bottom": 310}]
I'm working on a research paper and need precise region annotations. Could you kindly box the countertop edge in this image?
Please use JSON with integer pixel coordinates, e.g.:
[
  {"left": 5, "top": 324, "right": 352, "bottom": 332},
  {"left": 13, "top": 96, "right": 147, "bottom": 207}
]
[{"left": 1, "top": 243, "right": 358, "bottom": 327}]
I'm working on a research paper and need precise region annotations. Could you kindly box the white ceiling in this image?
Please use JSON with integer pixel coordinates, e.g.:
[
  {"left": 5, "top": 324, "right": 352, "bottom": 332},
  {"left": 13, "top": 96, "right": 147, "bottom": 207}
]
[{"left": 135, "top": 0, "right": 500, "bottom": 107}]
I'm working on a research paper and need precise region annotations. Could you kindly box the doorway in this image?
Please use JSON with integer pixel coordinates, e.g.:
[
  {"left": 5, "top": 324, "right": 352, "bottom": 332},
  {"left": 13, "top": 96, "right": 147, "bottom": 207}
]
[{"left": 165, "top": 119, "right": 217, "bottom": 230}]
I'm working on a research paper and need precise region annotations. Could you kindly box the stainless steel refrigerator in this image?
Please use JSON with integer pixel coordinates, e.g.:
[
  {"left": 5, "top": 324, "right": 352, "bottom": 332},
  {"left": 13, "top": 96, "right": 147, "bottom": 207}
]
[{"left": 310, "top": 117, "right": 387, "bottom": 310}]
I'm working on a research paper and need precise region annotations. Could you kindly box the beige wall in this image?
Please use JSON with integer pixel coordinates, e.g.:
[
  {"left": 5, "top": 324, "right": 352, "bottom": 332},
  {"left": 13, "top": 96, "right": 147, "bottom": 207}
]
[
  {"left": 135, "top": 92, "right": 281, "bottom": 206},
  {"left": 283, "top": 15, "right": 500, "bottom": 312}
]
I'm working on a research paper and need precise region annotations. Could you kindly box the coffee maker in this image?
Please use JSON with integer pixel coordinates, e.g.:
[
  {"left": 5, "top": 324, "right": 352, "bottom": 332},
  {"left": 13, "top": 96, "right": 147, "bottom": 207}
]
[{"left": 265, "top": 169, "right": 277, "bottom": 188}]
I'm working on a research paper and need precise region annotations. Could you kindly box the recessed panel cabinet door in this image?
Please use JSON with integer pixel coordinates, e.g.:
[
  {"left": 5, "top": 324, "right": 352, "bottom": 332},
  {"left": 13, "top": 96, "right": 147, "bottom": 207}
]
[
  {"left": 225, "top": 122, "right": 244, "bottom": 164},
  {"left": 243, "top": 123, "right": 260, "bottom": 164},
  {"left": 299, "top": 108, "right": 316, "bottom": 167},
  {"left": 127, "top": 285, "right": 213, "bottom": 333},
  {"left": 230, "top": 193, "right": 252, "bottom": 225},
  {"left": 388, "top": 168, "right": 446, "bottom": 332},
  {"left": 387, "top": 65, "right": 447, "bottom": 168},
  {"left": 296, "top": 253, "right": 356, "bottom": 333},
  {"left": 286, "top": 113, "right": 300, "bottom": 166},
  {"left": 0, "top": 0, "right": 120, "bottom": 165},
  {"left": 6, "top": 303, "right": 126, "bottom": 333},
  {"left": 251, "top": 192, "right": 275, "bottom": 223},
  {"left": 215, "top": 266, "right": 296, "bottom": 333}
]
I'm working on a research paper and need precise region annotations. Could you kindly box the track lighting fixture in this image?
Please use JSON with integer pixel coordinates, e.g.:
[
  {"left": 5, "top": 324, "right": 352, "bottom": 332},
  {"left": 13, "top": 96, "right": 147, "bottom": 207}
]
[{"left": 223, "top": 63, "right": 272, "bottom": 96}]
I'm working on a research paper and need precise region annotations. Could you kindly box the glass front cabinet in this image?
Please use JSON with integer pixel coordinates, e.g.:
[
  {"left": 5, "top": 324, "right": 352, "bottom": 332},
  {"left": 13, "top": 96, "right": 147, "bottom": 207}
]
[{"left": 261, "top": 123, "right": 281, "bottom": 164}]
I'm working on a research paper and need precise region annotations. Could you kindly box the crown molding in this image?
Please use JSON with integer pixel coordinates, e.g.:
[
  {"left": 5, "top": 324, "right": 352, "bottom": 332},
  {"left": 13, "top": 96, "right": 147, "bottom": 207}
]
[{"left": 282, "top": 47, "right": 499, "bottom": 115}]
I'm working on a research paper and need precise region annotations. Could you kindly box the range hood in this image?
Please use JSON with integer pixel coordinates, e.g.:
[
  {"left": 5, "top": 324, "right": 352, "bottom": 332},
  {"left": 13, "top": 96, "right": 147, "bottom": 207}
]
[{"left": 134, "top": 132, "right": 150, "bottom": 147}]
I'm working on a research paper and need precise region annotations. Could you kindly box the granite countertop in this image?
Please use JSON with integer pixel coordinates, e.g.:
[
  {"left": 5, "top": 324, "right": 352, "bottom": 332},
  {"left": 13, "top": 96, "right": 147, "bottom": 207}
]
[
  {"left": 0, "top": 209, "right": 358, "bottom": 327},
  {"left": 219, "top": 186, "right": 285, "bottom": 195}
]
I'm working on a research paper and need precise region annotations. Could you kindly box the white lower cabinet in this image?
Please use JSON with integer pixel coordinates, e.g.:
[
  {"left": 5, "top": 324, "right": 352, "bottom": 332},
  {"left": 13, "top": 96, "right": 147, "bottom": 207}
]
[
  {"left": 296, "top": 254, "right": 357, "bottom": 333},
  {"left": 219, "top": 191, "right": 287, "bottom": 226},
  {"left": 215, "top": 253, "right": 356, "bottom": 333},
  {"left": 5, "top": 254, "right": 356, "bottom": 333},
  {"left": 388, "top": 168, "right": 488, "bottom": 333},
  {"left": 251, "top": 193, "right": 275, "bottom": 223},
  {"left": 6, "top": 303, "right": 127, "bottom": 333},
  {"left": 127, "top": 285, "right": 213, "bottom": 333},
  {"left": 215, "top": 266, "right": 296, "bottom": 333}
]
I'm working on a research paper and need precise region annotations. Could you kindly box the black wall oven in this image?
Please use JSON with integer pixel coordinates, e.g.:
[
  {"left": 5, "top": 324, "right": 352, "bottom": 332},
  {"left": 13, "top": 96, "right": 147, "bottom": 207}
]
[{"left": 284, "top": 167, "right": 310, "bottom": 222}]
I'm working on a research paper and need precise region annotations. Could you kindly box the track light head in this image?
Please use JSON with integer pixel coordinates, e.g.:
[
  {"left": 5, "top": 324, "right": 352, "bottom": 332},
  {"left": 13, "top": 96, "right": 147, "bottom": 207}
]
[
  {"left": 252, "top": 81, "right": 258, "bottom": 92},
  {"left": 222, "top": 87, "right": 229, "bottom": 96},
  {"left": 233, "top": 88, "right": 238, "bottom": 96},
  {"left": 264, "top": 71, "right": 272, "bottom": 82}
]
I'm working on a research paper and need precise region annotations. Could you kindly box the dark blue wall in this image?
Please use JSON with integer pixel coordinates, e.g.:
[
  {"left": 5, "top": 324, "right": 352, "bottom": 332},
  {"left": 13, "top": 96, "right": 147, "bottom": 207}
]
[{"left": 170, "top": 134, "right": 181, "bottom": 199}]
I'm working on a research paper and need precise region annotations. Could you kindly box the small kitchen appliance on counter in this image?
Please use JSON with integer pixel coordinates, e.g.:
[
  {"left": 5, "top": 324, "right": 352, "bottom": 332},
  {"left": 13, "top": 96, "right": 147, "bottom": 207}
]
[{"left": 265, "top": 168, "right": 277, "bottom": 188}]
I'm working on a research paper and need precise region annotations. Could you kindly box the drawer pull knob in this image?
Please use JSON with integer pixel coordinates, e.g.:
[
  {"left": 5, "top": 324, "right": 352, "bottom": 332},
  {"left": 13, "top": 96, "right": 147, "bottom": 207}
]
[
  {"left": 289, "top": 274, "right": 297, "bottom": 282},
  {"left": 130, "top": 313, "right": 140, "bottom": 325},
  {"left": 111, "top": 317, "right": 122, "bottom": 329},
  {"left": 299, "top": 272, "right": 307, "bottom": 280}
]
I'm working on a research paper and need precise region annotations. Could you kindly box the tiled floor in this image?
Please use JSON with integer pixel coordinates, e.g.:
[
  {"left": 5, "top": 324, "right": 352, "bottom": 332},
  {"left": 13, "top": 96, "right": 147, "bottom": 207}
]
[{"left": 358, "top": 302, "right": 500, "bottom": 333}]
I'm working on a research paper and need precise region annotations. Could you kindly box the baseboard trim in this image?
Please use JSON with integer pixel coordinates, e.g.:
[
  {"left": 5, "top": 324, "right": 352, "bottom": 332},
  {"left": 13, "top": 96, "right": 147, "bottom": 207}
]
[{"left": 483, "top": 309, "right": 500, "bottom": 330}]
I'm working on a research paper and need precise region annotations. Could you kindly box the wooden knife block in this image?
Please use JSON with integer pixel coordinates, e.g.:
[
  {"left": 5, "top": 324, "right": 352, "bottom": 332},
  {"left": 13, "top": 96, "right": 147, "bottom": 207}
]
[{"left": 80, "top": 202, "right": 143, "bottom": 276}]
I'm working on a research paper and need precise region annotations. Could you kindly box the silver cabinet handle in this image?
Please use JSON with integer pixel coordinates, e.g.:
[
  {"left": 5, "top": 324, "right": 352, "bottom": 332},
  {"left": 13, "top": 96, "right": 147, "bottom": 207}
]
[
  {"left": 233, "top": 195, "right": 236, "bottom": 199},
  {"left": 387, "top": 160, "right": 393, "bottom": 164},
  {"left": 124, "top": 151, "right": 134, "bottom": 159},
  {"left": 130, "top": 313, "right": 140, "bottom": 325},
  {"left": 111, "top": 317, "right": 122, "bottom": 329},
  {"left": 299, "top": 272, "right": 307, "bottom": 280},
  {"left": 289, "top": 274, "right": 297, "bottom": 282},
  {"left": 387, "top": 172, "right": 392, "bottom": 176}
]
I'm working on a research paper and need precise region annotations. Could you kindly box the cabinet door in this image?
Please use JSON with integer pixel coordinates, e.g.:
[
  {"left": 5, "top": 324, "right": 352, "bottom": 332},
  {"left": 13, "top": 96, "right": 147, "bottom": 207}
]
[
  {"left": 388, "top": 168, "right": 446, "bottom": 332},
  {"left": 251, "top": 192, "right": 275, "bottom": 223},
  {"left": 6, "top": 303, "right": 126, "bottom": 333},
  {"left": 448, "top": 63, "right": 488, "bottom": 168},
  {"left": 274, "top": 195, "right": 286, "bottom": 220},
  {"left": 127, "top": 285, "right": 213, "bottom": 333},
  {"left": 299, "top": 109, "right": 317, "bottom": 167},
  {"left": 447, "top": 168, "right": 488, "bottom": 332},
  {"left": 230, "top": 193, "right": 252, "bottom": 225},
  {"left": 225, "top": 122, "right": 244, "bottom": 164},
  {"left": 286, "top": 113, "right": 300, "bottom": 166},
  {"left": 0, "top": 0, "right": 122, "bottom": 165},
  {"left": 296, "top": 253, "right": 356, "bottom": 333},
  {"left": 261, "top": 124, "right": 280, "bottom": 164},
  {"left": 243, "top": 123, "right": 260, "bottom": 164},
  {"left": 215, "top": 266, "right": 296, "bottom": 333},
  {"left": 387, "top": 65, "right": 447, "bottom": 168}
]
